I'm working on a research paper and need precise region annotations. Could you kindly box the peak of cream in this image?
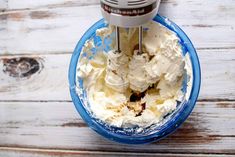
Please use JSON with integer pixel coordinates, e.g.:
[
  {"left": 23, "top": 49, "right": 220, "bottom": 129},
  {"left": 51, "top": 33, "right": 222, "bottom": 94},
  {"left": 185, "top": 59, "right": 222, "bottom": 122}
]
[{"left": 77, "top": 21, "right": 190, "bottom": 128}]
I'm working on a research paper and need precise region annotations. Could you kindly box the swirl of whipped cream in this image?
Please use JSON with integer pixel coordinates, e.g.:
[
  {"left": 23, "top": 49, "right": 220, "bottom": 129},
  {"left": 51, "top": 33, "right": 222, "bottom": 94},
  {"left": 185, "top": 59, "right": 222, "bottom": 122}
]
[
  {"left": 128, "top": 50, "right": 150, "bottom": 92},
  {"left": 105, "top": 50, "right": 129, "bottom": 92}
]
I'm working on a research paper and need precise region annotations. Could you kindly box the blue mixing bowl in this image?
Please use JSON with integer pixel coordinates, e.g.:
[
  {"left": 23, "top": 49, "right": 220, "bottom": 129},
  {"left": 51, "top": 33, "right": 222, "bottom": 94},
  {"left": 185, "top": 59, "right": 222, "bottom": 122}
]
[{"left": 69, "top": 14, "right": 201, "bottom": 144}]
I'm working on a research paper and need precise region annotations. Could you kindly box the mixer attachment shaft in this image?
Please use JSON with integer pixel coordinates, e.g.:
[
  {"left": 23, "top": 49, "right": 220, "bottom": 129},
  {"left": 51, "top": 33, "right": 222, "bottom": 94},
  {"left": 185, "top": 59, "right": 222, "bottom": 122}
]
[
  {"left": 115, "top": 26, "right": 143, "bottom": 54},
  {"left": 139, "top": 26, "right": 143, "bottom": 54},
  {"left": 115, "top": 26, "right": 121, "bottom": 53}
]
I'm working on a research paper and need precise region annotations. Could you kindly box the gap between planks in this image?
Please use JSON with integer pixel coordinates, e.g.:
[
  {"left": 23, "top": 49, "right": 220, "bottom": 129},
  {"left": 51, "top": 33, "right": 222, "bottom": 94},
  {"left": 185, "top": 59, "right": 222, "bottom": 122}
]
[
  {"left": 0, "top": 47, "right": 235, "bottom": 57},
  {"left": 0, "top": 51, "right": 72, "bottom": 57},
  {"left": 0, "top": 100, "right": 235, "bottom": 103},
  {"left": 0, "top": 146, "right": 235, "bottom": 156}
]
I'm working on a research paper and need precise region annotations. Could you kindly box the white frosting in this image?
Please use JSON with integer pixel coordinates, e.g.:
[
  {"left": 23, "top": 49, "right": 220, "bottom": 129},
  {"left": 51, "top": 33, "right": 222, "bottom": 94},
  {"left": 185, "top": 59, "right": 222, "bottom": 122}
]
[
  {"left": 77, "top": 21, "right": 191, "bottom": 128},
  {"left": 128, "top": 51, "right": 150, "bottom": 92},
  {"left": 96, "top": 27, "right": 113, "bottom": 38},
  {"left": 184, "top": 53, "right": 193, "bottom": 100},
  {"left": 105, "top": 50, "right": 129, "bottom": 92}
]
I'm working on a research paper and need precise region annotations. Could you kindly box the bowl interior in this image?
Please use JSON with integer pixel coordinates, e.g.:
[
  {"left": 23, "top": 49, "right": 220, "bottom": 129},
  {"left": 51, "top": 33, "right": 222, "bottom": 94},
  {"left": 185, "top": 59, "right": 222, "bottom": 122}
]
[{"left": 69, "top": 15, "right": 201, "bottom": 143}]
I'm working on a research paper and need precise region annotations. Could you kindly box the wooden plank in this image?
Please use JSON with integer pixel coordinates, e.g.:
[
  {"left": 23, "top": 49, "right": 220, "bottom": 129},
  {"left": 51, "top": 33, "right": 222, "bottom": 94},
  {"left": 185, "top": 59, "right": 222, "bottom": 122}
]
[
  {"left": 0, "top": 5, "right": 101, "bottom": 55},
  {"left": 0, "top": 101, "right": 235, "bottom": 154},
  {"left": 0, "top": 48, "right": 234, "bottom": 101},
  {"left": 0, "top": 54, "right": 71, "bottom": 101},
  {"left": 6, "top": 0, "right": 99, "bottom": 10},
  {"left": 198, "top": 49, "right": 235, "bottom": 100},
  {"left": 7, "top": 0, "right": 97, "bottom": 11},
  {"left": 0, "top": 148, "right": 235, "bottom": 157},
  {"left": 0, "top": 0, "right": 235, "bottom": 55},
  {"left": 159, "top": 0, "right": 235, "bottom": 49},
  {"left": 0, "top": 0, "right": 7, "bottom": 11}
]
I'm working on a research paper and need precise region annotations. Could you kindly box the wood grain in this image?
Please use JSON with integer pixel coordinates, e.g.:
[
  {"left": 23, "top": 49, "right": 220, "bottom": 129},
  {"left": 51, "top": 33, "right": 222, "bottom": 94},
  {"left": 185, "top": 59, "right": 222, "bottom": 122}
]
[
  {"left": 0, "top": 101, "right": 235, "bottom": 154},
  {"left": 6, "top": 0, "right": 99, "bottom": 10},
  {"left": 0, "top": 49, "right": 234, "bottom": 101},
  {"left": 0, "top": 0, "right": 7, "bottom": 11},
  {"left": 0, "top": 5, "right": 101, "bottom": 55},
  {"left": 0, "top": 54, "right": 71, "bottom": 101},
  {"left": 198, "top": 48, "right": 235, "bottom": 100},
  {"left": 0, "top": 0, "right": 235, "bottom": 55}
]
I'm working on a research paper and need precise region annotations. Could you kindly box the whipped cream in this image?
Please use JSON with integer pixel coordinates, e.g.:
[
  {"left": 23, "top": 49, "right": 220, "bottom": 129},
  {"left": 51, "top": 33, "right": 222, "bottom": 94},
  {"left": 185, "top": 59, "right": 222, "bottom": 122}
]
[
  {"left": 105, "top": 50, "right": 129, "bottom": 92},
  {"left": 77, "top": 21, "right": 191, "bottom": 128},
  {"left": 128, "top": 51, "right": 150, "bottom": 92}
]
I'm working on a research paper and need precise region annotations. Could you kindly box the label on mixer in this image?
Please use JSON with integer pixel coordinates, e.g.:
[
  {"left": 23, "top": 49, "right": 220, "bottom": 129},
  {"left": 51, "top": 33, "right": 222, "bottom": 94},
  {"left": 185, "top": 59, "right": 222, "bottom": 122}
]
[{"left": 101, "top": 2, "right": 157, "bottom": 16}]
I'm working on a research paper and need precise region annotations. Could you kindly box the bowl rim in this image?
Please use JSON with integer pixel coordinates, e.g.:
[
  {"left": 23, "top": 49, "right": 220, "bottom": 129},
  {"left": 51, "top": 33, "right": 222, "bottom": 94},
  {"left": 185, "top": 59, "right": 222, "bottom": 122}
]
[{"left": 68, "top": 14, "right": 201, "bottom": 144}]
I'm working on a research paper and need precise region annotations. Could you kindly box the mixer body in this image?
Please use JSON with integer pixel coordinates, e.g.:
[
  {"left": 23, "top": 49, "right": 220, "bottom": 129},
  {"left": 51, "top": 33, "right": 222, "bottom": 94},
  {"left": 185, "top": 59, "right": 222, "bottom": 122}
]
[
  {"left": 100, "top": 0, "right": 161, "bottom": 28},
  {"left": 100, "top": 0, "right": 161, "bottom": 54}
]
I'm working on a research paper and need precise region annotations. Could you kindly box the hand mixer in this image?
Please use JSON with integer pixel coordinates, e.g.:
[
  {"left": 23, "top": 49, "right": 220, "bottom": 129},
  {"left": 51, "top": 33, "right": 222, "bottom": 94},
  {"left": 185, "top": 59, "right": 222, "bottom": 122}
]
[{"left": 100, "top": 0, "right": 161, "bottom": 54}]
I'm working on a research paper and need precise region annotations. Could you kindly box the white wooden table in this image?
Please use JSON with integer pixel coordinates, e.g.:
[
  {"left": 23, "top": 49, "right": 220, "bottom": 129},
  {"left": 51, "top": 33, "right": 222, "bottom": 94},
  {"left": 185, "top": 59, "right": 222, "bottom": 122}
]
[{"left": 0, "top": 0, "right": 235, "bottom": 156}]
